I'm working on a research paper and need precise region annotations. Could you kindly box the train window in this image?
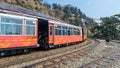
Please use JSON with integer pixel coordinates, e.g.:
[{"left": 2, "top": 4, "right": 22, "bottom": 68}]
[
  {"left": 62, "top": 26, "right": 66, "bottom": 36},
  {"left": 73, "top": 28, "right": 75, "bottom": 35},
  {"left": 70, "top": 28, "right": 72, "bottom": 35},
  {"left": 72, "top": 28, "right": 74, "bottom": 35},
  {"left": 26, "top": 26, "right": 35, "bottom": 35},
  {"left": 62, "top": 27, "right": 64, "bottom": 35},
  {"left": 55, "top": 29, "right": 58, "bottom": 35},
  {"left": 77, "top": 29, "right": 79, "bottom": 35},
  {"left": 78, "top": 29, "right": 80, "bottom": 35},
  {"left": 1, "top": 24, "right": 12, "bottom": 35},
  {"left": 65, "top": 27, "right": 66, "bottom": 35},
  {"left": 49, "top": 26, "right": 53, "bottom": 35},
  {"left": 58, "top": 26, "right": 61, "bottom": 35},
  {"left": 0, "top": 16, "right": 23, "bottom": 35},
  {"left": 26, "top": 20, "right": 35, "bottom": 35},
  {"left": 75, "top": 28, "right": 77, "bottom": 35},
  {"left": 66, "top": 27, "right": 68, "bottom": 35},
  {"left": 63, "top": 27, "right": 66, "bottom": 36},
  {"left": 71, "top": 28, "right": 73, "bottom": 35},
  {"left": 1, "top": 17, "right": 23, "bottom": 24},
  {"left": 74, "top": 28, "right": 80, "bottom": 35},
  {"left": 68, "top": 28, "right": 70, "bottom": 35},
  {"left": 61, "top": 27, "right": 63, "bottom": 35},
  {"left": 60, "top": 26, "right": 72, "bottom": 36},
  {"left": 55, "top": 25, "right": 61, "bottom": 35},
  {"left": 26, "top": 20, "right": 35, "bottom": 25},
  {"left": 61, "top": 27, "right": 65, "bottom": 35},
  {"left": 75, "top": 28, "right": 78, "bottom": 35},
  {"left": 63, "top": 30, "right": 65, "bottom": 35},
  {"left": 59, "top": 29, "right": 61, "bottom": 35},
  {"left": 76, "top": 28, "right": 78, "bottom": 35}
]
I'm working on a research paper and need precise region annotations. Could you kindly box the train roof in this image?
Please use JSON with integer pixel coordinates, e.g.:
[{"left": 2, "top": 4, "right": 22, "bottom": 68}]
[
  {"left": 49, "top": 20, "right": 82, "bottom": 29},
  {"left": 0, "top": 2, "right": 82, "bottom": 28},
  {"left": 0, "top": 2, "right": 63, "bottom": 21}
]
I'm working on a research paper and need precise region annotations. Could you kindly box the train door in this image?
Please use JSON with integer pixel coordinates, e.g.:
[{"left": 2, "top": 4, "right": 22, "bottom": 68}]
[
  {"left": 82, "top": 28, "right": 84, "bottom": 41},
  {"left": 38, "top": 19, "right": 48, "bottom": 49},
  {"left": 49, "top": 24, "right": 54, "bottom": 48}
]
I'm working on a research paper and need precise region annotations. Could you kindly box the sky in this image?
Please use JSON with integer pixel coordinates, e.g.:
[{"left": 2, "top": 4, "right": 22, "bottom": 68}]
[{"left": 43, "top": 0, "right": 120, "bottom": 19}]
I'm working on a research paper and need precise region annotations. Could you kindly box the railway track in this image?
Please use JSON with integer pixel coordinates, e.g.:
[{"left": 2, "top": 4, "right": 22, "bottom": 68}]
[
  {"left": 80, "top": 51, "right": 119, "bottom": 68},
  {"left": 0, "top": 39, "right": 92, "bottom": 68},
  {"left": 80, "top": 40, "right": 120, "bottom": 68},
  {"left": 2, "top": 39, "right": 119, "bottom": 68},
  {"left": 0, "top": 39, "right": 98, "bottom": 68},
  {"left": 7, "top": 39, "right": 99, "bottom": 68}
]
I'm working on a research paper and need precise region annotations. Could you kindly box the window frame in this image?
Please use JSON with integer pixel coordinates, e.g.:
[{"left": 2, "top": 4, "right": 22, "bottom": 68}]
[
  {"left": 0, "top": 16, "right": 23, "bottom": 36},
  {"left": 55, "top": 25, "right": 62, "bottom": 36},
  {"left": 49, "top": 25, "right": 53, "bottom": 36},
  {"left": 26, "top": 19, "right": 36, "bottom": 36}
]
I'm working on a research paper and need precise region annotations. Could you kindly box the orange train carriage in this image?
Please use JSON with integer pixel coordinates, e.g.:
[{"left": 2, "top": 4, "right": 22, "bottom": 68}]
[
  {"left": 0, "top": 3, "right": 87, "bottom": 57},
  {"left": 38, "top": 19, "right": 86, "bottom": 49},
  {"left": 0, "top": 11, "right": 38, "bottom": 56}
]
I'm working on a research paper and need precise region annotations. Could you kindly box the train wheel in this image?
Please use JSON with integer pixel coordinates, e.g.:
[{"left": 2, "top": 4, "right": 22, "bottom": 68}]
[
  {"left": 44, "top": 45, "right": 49, "bottom": 50},
  {"left": 66, "top": 44, "right": 69, "bottom": 46},
  {"left": 23, "top": 49, "right": 30, "bottom": 54},
  {"left": 0, "top": 51, "right": 5, "bottom": 57}
]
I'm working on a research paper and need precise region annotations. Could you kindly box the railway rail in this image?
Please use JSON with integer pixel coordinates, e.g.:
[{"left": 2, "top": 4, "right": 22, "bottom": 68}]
[
  {"left": 80, "top": 40, "right": 120, "bottom": 68},
  {"left": 15, "top": 39, "right": 99, "bottom": 68},
  {"left": 1, "top": 39, "right": 98, "bottom": 68},
  {"left": 0, "top": 3, "right": 91, "bottom": 68},
  {"left": 1, "top": 39, "right": 119, "bottom": 68},
  {"left": 0, "top": 39, "right": 91, "bottom": 68},
  {"left": 80, "top": 51, "right": 119, "bottom": 68}
]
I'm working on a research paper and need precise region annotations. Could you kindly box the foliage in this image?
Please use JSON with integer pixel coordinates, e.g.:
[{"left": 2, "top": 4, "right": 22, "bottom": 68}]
[
  {"left": 43, "top": 3, "right": 96, "bottom": 28},
  {"left": 2, "top": 0, "right": 97, "bottom": 37},
  {"left": 41, "top": 1, "right": 97, "bottom": 36},
  {"left": 91, "top": 16, "right": 120, "bottom": 40},
  {"left": 26, "top": 2, "right": 34, "bottom": 10}
]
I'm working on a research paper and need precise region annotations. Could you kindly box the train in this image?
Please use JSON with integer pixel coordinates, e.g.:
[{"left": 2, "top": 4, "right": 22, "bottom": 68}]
[{"left": 0, "top": 3, "right": 87, "bottom": 57}]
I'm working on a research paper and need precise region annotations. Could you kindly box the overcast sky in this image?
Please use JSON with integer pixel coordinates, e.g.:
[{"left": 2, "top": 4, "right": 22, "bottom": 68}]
[{"left": 43, "top": 0, "right": 120, "bottom": 19}]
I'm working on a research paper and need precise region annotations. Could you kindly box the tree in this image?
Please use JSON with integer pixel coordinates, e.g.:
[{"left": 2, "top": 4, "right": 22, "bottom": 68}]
[{"left": 92, "top": 16, "right": 120, "bottom": 40}]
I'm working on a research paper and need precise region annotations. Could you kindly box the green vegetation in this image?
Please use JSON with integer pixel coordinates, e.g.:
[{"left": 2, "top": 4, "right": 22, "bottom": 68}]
[
  {"left": 26, "top": 2, "right": 34, "bottom": 10},
  {"left": 91, "top": 16, "right": 120, "bottom": 40},
  {"left": 1, "top": 0, "right": 98, "bottom": 37},
  {"left": 43, "top": 3, "right": 96, "bottom": 27},
  {"left": 2, "top": 0, "right": 120, "bottom": 40},
  {"left": 43, "top": 3, "right": 96, "bottom": 35}
]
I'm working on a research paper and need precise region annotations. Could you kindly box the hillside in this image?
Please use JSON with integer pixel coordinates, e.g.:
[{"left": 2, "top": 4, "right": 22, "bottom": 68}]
[{"left": 0, "top": 0, "right": 96, "bottom": 35}]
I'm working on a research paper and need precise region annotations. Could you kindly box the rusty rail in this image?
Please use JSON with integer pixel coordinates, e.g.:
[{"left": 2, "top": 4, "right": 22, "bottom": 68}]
[{"left": 22, "top": 39, "right": 99, "bottom": 68}]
